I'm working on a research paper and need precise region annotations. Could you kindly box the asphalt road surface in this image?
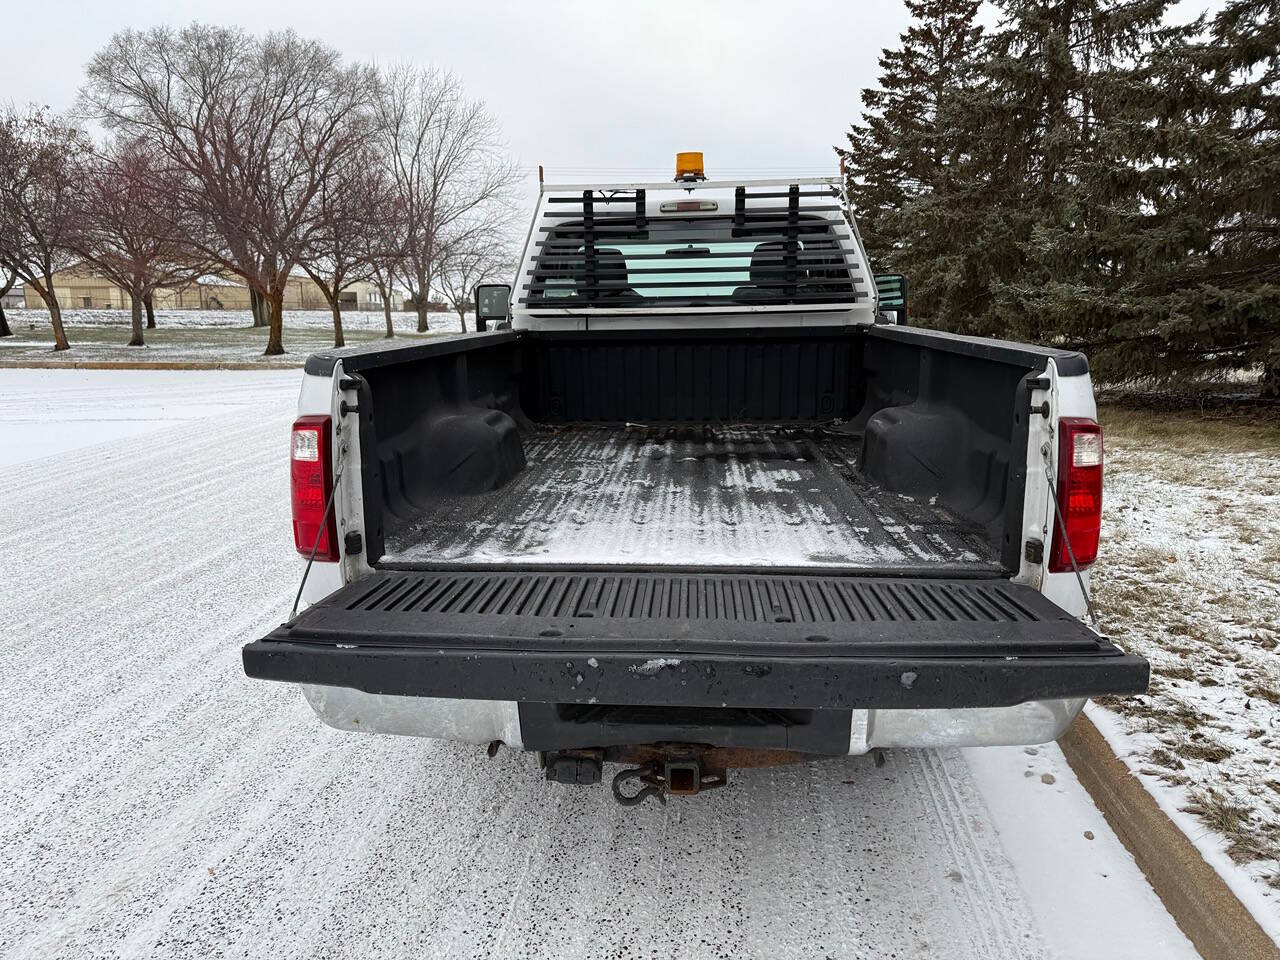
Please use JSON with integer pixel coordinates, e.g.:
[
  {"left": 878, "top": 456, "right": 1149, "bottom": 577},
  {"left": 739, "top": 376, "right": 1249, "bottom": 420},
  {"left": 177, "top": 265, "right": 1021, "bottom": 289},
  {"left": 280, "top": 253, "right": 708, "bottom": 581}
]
[{"left": 0, "top": 369, "right": 1198, "bottom": 959}]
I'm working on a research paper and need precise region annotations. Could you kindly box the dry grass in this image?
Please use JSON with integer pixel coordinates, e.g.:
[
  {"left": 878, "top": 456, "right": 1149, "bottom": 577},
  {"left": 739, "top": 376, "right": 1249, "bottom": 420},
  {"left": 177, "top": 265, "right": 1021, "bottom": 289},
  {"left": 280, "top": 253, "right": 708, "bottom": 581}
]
[
  {"left": 1099, "top": 403, "right": 1280, "bottom": 454},
  {"left": 1246, "top": 685, "right": 1280, "bottom": 706},
  {"left": 1180, "top": 737, "right": 1233, "bottom": 764},
  {"left": 1094, "top": 402, "right": 1280, "bottom": 872},
  {"left": 1184, "top": 787, "right": 1253, "bottom": 835},
  {"left": 1149, "top": 747, "right": 1186, "bottom": 771},
  {"left": 1182, "top": 788, "right": 1280, "bottom": 865}
]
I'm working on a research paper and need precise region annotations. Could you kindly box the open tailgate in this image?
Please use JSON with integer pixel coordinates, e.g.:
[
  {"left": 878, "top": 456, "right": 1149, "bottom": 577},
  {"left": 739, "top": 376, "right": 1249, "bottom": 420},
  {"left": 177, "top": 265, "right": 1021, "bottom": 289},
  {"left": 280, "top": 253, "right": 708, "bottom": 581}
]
[{"left": 243, "top": 570, "right": 1147, "bottom": 709}]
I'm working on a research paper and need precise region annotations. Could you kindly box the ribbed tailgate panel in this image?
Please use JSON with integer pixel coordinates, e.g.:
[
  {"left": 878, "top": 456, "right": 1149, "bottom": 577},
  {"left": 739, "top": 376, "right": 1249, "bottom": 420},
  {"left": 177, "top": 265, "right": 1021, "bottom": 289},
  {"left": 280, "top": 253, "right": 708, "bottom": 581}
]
[
  {"left": 348, "top": 571, "right": 1043, "bottom": 625},
  {"left": 275, "top": 570, "right": 1108, "bottom": 659}
]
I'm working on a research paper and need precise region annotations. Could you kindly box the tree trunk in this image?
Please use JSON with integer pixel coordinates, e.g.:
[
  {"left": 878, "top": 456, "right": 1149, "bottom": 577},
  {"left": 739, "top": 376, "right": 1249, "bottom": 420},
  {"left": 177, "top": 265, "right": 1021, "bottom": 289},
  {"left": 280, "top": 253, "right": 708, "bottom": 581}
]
[
  {"left": 330, "top": 299, "right": 345, "bottom": 349},
  {"left": 457, "top": 307, "right": 468, "bottom": 333},
  {"left": 48, "top": 296, "right": 70, "bottom": 352},
  {"left": 0, "top": 303, "right": 10, "bottom": 338},
  {"left": 1262, "top": 360, "right": 1279, "bottom": 399},
  {"left": 128, "top": 293, "right": 145, "bottom": 347},
  {"left": 415, "top": 297, "right": 430, "bottom": 333},
  {"left": 250, "top": 288, "right": 266, "bottom": 328},
  {"left": 263, "top": 291, "right": 285, "bottom": 356},
  {"left": 383, "top": 298, "right": 394, "bottom": 338},
  {"left": 144, "top": 292, "right": 156, "bottom": 329}
]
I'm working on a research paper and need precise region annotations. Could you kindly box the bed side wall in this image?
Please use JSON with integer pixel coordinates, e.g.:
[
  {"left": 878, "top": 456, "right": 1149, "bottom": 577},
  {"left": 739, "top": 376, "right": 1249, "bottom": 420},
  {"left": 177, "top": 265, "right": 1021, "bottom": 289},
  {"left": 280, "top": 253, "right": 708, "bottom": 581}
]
[
  {"left": 353, "top": 339, "right": 527, "bottom": 560},
  {"left": 857, "top": 326, "right": 1077, "bottom": 572}
]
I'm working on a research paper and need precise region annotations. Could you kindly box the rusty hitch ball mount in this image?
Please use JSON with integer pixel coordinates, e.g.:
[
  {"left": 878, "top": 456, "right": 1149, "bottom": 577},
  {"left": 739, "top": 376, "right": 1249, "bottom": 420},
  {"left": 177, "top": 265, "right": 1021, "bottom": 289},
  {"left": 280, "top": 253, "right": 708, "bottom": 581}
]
[{"left": 611, "top": 759, "right": 728, "bottom": 807}]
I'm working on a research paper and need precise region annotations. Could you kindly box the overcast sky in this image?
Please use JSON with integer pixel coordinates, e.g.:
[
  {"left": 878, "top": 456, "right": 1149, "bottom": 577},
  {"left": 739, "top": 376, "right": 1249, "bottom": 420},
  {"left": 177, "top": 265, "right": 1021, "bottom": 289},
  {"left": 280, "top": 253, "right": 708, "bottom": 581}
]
[
  {"left": 3, "top": 0, "right": 911, "bottom": 197},
  {"left": 5, "top": 0, "right": 1215, "bottom": 214}
]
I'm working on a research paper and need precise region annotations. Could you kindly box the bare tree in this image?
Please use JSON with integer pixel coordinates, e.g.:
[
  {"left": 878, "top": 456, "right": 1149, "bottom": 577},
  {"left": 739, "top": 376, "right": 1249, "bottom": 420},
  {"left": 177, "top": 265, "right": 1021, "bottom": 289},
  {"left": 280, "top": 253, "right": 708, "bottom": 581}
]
[
  {"left": 0, "top": 105, "right": 92, "bottom": 351},
  {"left": 82, "top": 25, "right": 376, "bottom": 355},
  {"left": 298, "top": 146, "right": 395, "bottom": 348},
  {"left": 435, "top": 225, "right": 515, "bottom": 333},
  {"left": 370, "top": 262, "right": 400, "bottom": 338},
  {"left": 70, "top": 139, "right": 203, "bottom": 347},
  {"left": 375, "top": 65, "right": 519, "bottom": 334},
  {"left": 367, "top": 194, "right": 410, "bottom": 338}
]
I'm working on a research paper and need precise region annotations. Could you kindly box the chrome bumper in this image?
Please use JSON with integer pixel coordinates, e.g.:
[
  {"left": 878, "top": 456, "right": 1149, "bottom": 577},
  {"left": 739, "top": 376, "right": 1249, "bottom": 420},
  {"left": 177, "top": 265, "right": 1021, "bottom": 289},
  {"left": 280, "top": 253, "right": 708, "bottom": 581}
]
[{"left": 300, "top": 684, "right": 1084, "bottom": 753}]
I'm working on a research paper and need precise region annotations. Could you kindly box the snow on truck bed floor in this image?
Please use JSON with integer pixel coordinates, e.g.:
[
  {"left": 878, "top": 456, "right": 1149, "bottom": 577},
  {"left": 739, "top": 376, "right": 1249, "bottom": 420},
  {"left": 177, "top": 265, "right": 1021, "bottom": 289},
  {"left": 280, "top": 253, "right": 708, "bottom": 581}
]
[
  {"left": 0, "top": 371, "right": 1198, "bottom": 960},
  {"left": 384, "top": 425, "right": 997, "bottom": 570}
]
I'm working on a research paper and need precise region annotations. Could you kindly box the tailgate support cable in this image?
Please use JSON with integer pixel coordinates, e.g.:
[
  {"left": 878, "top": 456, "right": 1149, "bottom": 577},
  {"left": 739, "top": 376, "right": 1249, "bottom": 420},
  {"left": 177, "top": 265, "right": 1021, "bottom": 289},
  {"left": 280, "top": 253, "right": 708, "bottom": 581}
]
[{"left": 1041, "top": 438, "right": 1101, "bottom": 631}]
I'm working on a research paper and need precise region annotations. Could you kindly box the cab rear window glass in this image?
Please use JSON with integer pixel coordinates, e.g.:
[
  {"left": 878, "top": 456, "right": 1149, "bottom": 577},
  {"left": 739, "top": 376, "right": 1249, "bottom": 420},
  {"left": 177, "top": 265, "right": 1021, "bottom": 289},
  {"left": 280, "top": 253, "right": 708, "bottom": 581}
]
[{"left": 523, "top": 213, "right": 860, "bottom": 309}]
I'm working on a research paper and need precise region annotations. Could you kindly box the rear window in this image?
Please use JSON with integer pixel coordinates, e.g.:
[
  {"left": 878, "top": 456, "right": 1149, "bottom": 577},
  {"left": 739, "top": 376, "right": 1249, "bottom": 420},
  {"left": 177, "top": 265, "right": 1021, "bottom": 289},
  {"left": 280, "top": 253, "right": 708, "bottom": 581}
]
[{"left": 523, "top": 214, "right": 858, "bottom": 309}]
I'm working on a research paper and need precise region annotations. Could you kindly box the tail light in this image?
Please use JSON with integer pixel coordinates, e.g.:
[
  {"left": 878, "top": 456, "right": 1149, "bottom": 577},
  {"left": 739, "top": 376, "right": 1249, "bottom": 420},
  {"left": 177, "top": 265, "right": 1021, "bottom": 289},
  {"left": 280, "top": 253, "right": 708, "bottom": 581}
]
[
  {"left": 291, "top": 415, "right": 339, "bottom": 561},
  {"left": 1048, "top": 417, "right": 1103, "bottom": 573}
]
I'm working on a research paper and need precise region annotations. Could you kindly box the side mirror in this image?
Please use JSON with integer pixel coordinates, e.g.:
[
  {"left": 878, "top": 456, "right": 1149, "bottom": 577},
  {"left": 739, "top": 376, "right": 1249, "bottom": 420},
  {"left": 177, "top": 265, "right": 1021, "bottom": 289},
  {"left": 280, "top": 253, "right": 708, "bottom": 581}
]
[
  {"left": 873, "top": 273, "right": 908, "bottom": 325},
  {"left": 474, "top": 283, "right": 511, "bottom": 332}
]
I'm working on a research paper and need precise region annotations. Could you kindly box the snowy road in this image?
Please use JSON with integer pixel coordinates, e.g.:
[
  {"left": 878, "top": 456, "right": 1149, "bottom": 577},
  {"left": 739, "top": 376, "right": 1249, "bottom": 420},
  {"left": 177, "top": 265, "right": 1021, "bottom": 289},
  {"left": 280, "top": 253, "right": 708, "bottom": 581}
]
[{"left": 0, "top": 370, "right": 1198, "bottom": 959}]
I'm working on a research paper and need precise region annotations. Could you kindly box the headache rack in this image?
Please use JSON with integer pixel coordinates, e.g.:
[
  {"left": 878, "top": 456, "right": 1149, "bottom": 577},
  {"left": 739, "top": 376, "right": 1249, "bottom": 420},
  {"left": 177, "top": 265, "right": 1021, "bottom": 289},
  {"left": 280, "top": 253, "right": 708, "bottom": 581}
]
[{"left": 517, "top": 177, "right": 866, "bottom": 312}]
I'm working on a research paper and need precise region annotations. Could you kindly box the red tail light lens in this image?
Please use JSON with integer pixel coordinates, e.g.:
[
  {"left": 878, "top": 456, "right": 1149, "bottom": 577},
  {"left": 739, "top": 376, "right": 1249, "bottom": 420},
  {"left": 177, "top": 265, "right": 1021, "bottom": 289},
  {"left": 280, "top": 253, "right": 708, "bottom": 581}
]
[
  {"left": 1048, "top": 417, "right": 1103, "bottom": 573},
  {"left": 291, "top": 415, "right": 339, "bottom": 561}
]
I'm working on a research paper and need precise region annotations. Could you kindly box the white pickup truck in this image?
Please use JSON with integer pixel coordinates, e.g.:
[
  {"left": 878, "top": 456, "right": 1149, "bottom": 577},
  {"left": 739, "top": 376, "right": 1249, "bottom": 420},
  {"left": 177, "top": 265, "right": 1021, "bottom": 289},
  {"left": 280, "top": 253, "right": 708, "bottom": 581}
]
[{"left": 244, "top": 160, "right": 1147, "bottom": 804}]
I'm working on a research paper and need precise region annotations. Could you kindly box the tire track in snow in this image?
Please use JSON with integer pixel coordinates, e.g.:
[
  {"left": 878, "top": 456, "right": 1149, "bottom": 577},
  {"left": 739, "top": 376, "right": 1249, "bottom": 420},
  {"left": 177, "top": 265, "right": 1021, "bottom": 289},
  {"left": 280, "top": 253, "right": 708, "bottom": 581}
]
[
  {"left": 909, "top": 749, "right": 1044, "bottom": 958},
  {"left": 0, "top": 414, "right": 294, "bottom": 768}
]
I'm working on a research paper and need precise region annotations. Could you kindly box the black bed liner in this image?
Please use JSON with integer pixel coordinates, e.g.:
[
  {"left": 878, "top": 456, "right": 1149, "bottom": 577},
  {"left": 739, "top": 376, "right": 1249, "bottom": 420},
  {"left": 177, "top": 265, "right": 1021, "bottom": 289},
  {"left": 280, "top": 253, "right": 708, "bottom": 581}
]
[
  {"left": 244, "top": 570, "right": 1148, "bottom": 709},
  {"left": 380, "top": 425, "right": 999, "bottom": 572}
]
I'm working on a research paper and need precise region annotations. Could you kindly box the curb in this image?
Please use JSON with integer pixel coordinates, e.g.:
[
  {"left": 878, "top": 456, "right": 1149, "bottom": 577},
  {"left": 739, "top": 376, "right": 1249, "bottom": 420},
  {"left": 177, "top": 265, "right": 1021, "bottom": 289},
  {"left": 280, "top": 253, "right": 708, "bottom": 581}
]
[{"left": 1060, "top": 712, "right": 1279, "bottom": 960}]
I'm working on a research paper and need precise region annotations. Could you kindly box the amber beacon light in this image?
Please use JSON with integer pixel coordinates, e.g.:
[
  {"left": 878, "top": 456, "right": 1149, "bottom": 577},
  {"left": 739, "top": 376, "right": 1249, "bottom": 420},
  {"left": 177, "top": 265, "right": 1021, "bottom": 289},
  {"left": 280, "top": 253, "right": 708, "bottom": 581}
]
[{"left": 675, "top": 151, "right": 705, "bottom": 181}]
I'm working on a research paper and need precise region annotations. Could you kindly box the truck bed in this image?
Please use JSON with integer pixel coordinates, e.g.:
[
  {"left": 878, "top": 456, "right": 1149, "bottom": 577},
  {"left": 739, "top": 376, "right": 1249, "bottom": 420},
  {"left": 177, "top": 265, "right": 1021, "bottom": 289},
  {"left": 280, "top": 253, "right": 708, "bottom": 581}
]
[{"left": 380, "top": 425, "right": 999, "bottom": 573}]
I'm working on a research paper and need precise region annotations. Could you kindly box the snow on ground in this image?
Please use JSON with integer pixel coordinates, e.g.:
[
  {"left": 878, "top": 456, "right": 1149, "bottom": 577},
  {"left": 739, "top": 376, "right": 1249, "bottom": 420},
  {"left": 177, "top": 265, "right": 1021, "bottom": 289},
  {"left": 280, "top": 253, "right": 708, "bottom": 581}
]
[
  {"left": 0, "top": 371, "right": 1199, "bottom": 959},
  {"left": 0, "top": 309, "right": 470, "bottom": 366},
  {"left": 8, "top": 307, "right": 470, "bottom": 332},
  {"left": 1090, "top": 405, "right": 1280, "bottom": 925},
  {"left": 0, "top": 369, "right": 298, "bottom": 467}
]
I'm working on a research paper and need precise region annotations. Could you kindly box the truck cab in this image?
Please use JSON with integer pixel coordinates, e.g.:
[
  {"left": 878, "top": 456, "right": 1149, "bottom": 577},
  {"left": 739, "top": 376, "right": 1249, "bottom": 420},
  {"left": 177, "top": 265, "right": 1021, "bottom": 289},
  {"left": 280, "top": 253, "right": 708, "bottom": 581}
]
[{"left": 244, "top": 160, "right": 1147, "bottom": 804}]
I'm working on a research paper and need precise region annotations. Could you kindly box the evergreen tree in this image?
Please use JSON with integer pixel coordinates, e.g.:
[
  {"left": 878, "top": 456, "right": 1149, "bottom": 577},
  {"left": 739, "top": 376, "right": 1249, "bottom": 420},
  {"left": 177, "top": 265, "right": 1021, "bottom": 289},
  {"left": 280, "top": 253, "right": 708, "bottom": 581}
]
[
  {"left": 974, "top": 0, "right": 1178, "bottom": 353},
  {"left": 837, "top": 0, "right": 984, "bottom": 271},
  {"left": 846, "top": 0, "right": 1279, "bottom": 393},
  {"left": 1111, "top": 0, "right": 1280, "bottom": 393}
]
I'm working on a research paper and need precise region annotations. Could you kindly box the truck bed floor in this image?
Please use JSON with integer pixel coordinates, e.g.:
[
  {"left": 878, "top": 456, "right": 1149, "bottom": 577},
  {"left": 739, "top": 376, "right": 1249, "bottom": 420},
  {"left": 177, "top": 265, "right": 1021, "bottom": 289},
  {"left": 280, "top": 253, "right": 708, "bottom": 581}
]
[{"left": 380, "top": 425, "right": 999, "bottom": 572}]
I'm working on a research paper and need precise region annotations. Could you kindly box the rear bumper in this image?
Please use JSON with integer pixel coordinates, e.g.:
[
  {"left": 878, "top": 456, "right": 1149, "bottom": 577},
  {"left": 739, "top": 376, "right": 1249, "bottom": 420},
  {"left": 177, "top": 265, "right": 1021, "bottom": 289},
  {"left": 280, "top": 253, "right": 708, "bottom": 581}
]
[
  {"left": 294, "top": 684, "right": 1088, "bottom": 753},
  {"left": 243, "top": 638, "right": 1147, "bottom": 711}
]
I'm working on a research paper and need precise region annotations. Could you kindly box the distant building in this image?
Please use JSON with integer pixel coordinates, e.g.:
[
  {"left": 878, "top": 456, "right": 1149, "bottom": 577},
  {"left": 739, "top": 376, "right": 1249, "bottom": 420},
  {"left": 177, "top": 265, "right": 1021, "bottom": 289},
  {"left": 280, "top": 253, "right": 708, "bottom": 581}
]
[
  {"left": 405, "top": 294, "right": 451, "bottom": 313},
  {"left": 23, "top": 265, "right": 407, "bottom": 312},
  {"left": 1, "top": 285, "right": 23, "bottom": 310}
]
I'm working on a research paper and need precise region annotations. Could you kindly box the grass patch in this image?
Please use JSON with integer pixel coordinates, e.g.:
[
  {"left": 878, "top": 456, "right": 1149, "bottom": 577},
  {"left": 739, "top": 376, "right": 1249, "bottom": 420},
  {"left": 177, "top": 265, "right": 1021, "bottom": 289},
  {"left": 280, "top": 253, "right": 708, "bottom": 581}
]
[
  {"left": 1180, "top": 737, "right": 1233, "bottom": 764},
  {"left": 1245, "top": 684, "right": 1280, "bottom": 705},
  {"left": 1099, "top": 403, "right": 1280, "bottom": 454},
  {"left": 1182, "top": 787, "right": 1253, "bottom": 844},
  {"left": 1149, "top": 747, "right": 1186, "bottom": 771}
]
